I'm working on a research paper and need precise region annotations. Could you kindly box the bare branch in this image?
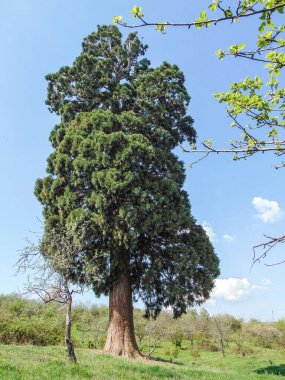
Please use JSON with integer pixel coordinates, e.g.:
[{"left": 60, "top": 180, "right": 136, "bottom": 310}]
[{"left": 252, "top": 234, "right": 285, "bottom": 266}]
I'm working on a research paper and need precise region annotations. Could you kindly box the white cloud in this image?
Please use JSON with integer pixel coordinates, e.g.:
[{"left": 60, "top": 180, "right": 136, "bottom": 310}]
[
  {"left": 202, "top": 222, "right": 217, "bottom": 243},
  {"left": 210, "top": 277, "right": 271, "bottom": 302},
  {"left": 223, "top": 234, "right": 235, "bottom": 242},
  {"left": 252, "top": 196, "right": 284, "bottom": 223},
  {"left": 211, "top": 278, "right": 251, "bottom": 301},
  {"left": 261, "top": 278, "right": 272, "bottom": 287}
]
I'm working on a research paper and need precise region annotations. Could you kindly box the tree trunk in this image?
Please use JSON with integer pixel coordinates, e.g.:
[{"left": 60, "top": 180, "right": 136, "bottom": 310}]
[
  {"left": 65, "top": 290, "right": 76, "bottom": 362},
  {"left": 104, "top": 271, "right": 141, "bottom": 358},
  {"left": 219, "top": 338, "right": 225, "bottom": 357}
]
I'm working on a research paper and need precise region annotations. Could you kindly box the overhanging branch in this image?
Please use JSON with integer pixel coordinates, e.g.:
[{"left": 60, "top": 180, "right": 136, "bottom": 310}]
[
  {"left": 119, "top": 3, "right": 285, "bottom": 30},
  {"left": 182, "top": 141, "right": 285, "bottom": 155}
]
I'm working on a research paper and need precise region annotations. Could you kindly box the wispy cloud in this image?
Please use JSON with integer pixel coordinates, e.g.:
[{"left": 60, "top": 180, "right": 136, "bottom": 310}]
[
  {"left": 252, "top": 196, "right": 284, "bottom": 223},
  {"left": 261, "top": 278, "right": 272, "bottom": 287},
  {"left": 223, "top": 234, "right": 235, "bottom": 242},
  {"left": 202, "top": 222, "right": 217, "bottom": 243},
  {"left": 210, "top": 277, "right": 271, "bottom": 301}
]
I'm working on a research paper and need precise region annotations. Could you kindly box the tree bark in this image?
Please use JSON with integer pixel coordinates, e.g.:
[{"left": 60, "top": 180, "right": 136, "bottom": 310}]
[
  {"left": 65, "top": 289, "right": 76, "bottom": 362},
  {"left": 104, "top": 271, "right": 141, "bottom": 358},
  {"left": 219, "top": 338, "right": 225, "bottom": 358}
]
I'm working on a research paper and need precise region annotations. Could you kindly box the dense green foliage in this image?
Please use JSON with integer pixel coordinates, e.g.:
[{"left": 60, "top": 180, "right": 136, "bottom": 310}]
[
  {"left": 35, "top": 25, "right": 219, "bottom": 317},
  {"left": 0, "top": 295, "right": 63, "bottom": 346}
]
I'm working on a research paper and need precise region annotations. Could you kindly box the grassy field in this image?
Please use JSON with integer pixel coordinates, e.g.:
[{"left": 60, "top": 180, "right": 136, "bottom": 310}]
[{"left": 1, "top": 344, "right": 285, "bottom": 380}]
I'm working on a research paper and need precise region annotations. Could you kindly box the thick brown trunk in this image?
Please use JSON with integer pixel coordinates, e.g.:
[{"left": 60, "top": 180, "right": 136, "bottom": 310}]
[{"left": 104, "top": 272, "right": 141, "bottom": 358}]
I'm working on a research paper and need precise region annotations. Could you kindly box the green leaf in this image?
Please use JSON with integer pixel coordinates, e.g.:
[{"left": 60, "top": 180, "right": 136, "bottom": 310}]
[
  {"left": 156, "top": 21, "right": 168, "bottom": 33},
  {"left": 208, "top": 0, "right": 219, "bottom": 12},
  {"left": 247, "top": 138, "right": 255, "bottom": 148},
  {"left": 130, "top": 5, "right": 144, "bottom": 18},
  {"left": 113, "top": 16, "right": 123, "bottom": 24},
  {"left": 204, "top": 138, "right": 213, "bottom": 147},
  {"left": 264, "top": 63, "right": 273, "bottom": 69},
  {"left": 268, "top": 128, "right": 278, "bottom": 138},
  {"left": 216, "top": 49, "right": 225, "bottom": 60},
  {"left": 270, "top": 69, "right": 281, "bottom": 77},
  {"left": 259, "top": 22, "right": 266, "bottom": 32},
  {"left": 224, "top": 9, "right": 233, "bottom": 18},
  {"left": 194, "top": 18, "right": 203, "bottom": 28},
  {"left": 200, "top": 11, "right": 207, "bottom": 20}
]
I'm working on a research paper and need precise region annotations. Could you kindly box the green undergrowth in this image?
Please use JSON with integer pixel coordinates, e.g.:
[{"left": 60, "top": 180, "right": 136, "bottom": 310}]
[{"left": 0, "top": 345, "right": 285, "bottom": 379}]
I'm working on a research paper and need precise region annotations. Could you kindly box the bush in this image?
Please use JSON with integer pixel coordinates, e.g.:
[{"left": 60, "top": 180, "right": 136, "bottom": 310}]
[
  {"left": 0, "top": 320, "right": 62, "bottom": 345},
  {"left": 189, "top": 346, "right": 201, "bottom": 360},
  {"left": 247, "top": 324, "right": 281, "bottom": 349},
  {"left": 163, "top": 347, "right": 171, "bottom": 356},
  {"left": 170, "top": 328, "right": 184, "bottom": 348},
  {"left": 0, "top": 295, "right": 64, "bottom": 346},
  {"left": 233, "top": 344, "right": 256, "bottom": 357},
  {"left": 196, "top": 337, "right": 219, "bottom": 352}
]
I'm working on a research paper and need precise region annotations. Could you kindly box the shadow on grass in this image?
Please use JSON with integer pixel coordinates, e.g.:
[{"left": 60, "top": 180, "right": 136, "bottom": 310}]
[
  {"left": 255, "top": 364, "right": 285, "bottom": 376},
  {"left": 147, "top": 356, "right": 183, "bottom": 366}
]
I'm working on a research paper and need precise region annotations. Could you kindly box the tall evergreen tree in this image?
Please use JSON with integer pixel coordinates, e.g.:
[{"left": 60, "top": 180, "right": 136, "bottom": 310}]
[{"left": 35, "top": 25, "right": 220, "bottom": 357}]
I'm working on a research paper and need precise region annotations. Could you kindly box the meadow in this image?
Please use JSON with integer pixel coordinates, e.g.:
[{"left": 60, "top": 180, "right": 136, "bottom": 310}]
[
  {"left": 2, "top": 295, "right": 285, "bottom": 379},
  {"left": 1, "top": 344, "right": 285, "bottom": 380}
]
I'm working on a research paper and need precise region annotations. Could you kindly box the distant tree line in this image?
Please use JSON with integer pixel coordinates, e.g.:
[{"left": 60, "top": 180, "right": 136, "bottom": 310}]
[{"left": 1, "top": 294, "right": 285, "bottom": 359}]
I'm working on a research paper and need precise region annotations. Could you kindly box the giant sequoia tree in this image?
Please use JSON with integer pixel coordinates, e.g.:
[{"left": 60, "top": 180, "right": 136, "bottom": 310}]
[{"left": 35, "top": 25, "right": 219, "bottom": 357}]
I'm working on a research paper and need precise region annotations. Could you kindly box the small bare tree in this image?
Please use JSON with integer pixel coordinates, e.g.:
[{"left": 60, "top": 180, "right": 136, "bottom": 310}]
[
  {"left": 211, "top": 315, "right": 233, "bottom": 357},
  {"left": 17, "top": 222, "right": 93, "bottom": 362}
]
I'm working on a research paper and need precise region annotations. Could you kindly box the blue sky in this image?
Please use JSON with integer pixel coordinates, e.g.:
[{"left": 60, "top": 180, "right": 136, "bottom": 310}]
[{"left": 0, "top": 0, "right": 284, "bottom": 321}]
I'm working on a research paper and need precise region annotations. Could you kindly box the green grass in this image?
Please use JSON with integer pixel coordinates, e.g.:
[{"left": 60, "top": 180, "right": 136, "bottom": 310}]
[{"left": 0, "top": 344, "right": 285, "bottom": 379}]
